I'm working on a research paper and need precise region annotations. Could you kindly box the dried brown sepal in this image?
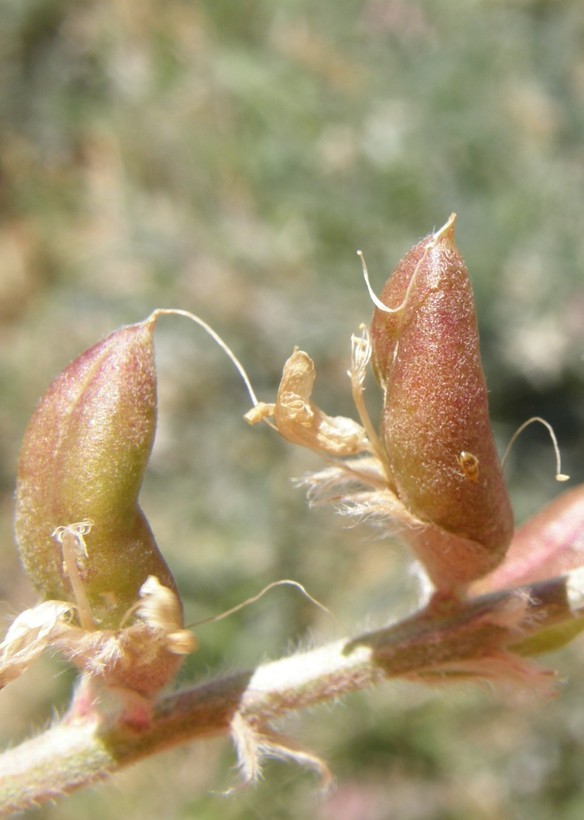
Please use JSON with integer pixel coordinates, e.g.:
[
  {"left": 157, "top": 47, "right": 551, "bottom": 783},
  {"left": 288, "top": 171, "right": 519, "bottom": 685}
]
[
  {"left": 369, "top": 215, "right": 514, "bottom": 590},
  {"left": 229, "top": 712, "right": 332, "bottom": 792},
  {"left": 133, "top": 575, "right": 196, "bottom": 655},
  {"left": 0, "top": 601, "right": 73, "bottom": 689},
  {"left": 0, "top": 575, "right": 194, "bottom": 700}
]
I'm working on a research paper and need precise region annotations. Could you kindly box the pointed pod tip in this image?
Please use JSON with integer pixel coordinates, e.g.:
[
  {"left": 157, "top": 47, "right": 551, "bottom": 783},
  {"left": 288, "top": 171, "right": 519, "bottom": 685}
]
[
  {"left": 129, "top": 313, "right": 158, "bottom": 340},
  {"left": 143, "top": 312, "right": 159, "bottom": 330},
  {"left": 432, "top": 212, "right": 458, "bottom": 248}
]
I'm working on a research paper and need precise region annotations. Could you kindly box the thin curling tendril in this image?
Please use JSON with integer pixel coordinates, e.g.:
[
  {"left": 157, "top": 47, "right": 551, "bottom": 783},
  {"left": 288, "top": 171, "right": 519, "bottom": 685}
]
[
  {"left": 187, "top": 579, "right": 345, "bottom": 635},
  {"left": 149, "top": 309, "right": 277, "bottom": 431},
  {"left": 359, "top": 213, "right": 457, "bottom": 315},
  {"left": 501, "top": 416, "right": 570, "bottom": 482}
]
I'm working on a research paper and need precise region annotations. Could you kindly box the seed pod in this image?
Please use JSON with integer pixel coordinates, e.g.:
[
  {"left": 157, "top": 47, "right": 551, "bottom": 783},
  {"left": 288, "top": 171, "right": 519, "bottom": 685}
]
[
  {"left": 471, "top": 484, "right": 584, "bottom": 595},
  {"left": 370, "top": 214, "right": 514, "bottom": 590},
  {"left": 14, "top": 317, "right": 179, "bottom": 629}
]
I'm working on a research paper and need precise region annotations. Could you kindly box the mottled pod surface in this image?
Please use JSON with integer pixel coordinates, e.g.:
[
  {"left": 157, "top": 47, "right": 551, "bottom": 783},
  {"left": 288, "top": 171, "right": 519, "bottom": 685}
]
[
  {"left": 370, "top": 216, "right": 514, "bottom": 589},
  {"left": 14, "top": 318, "right": 178, "bottom": 628}
]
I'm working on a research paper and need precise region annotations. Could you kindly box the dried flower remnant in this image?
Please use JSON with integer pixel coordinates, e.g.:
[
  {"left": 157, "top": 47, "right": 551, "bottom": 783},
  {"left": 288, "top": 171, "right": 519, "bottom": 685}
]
[
  {"left": 245, "top": 348, "right": 369, "bottom": 457},
  {"left": 131, "top": 575, "right": 196, "bottom": 656},
  {"left": 0, "top": 601, "right": 73, "bottom": 689},
  {"left": 0, "top": 573, "right": 191, "bottom": 703},
  {"left": 249, "top": 215, "right": 514, "bottom": 595}
]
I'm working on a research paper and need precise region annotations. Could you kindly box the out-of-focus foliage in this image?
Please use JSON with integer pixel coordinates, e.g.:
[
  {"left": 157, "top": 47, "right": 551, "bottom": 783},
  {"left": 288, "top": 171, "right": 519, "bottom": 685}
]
[{"left": 0, "top": 1, "right": 583, "bottom": 818}]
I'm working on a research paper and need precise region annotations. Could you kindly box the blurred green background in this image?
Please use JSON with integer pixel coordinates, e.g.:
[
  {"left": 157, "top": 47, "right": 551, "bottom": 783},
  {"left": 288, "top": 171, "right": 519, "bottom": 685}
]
[{"left": 1, "top": 1, "right": 583, "bottom": 818}]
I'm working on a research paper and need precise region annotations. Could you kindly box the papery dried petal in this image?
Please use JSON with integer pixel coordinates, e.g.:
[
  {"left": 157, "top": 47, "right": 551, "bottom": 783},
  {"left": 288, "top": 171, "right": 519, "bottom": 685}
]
[
  {"left": 253, "top": 348, "right": 369, "bottom": 457},
  {"left": 0, "top": 601, "right": 73, "bottom": 688},
  {"left": 135, "top": 576, "right": 196, "bottom": 655}
]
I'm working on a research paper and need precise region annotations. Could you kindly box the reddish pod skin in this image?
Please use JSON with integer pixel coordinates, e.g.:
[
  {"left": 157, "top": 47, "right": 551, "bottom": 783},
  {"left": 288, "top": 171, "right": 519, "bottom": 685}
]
[
  {"left": 471, "top": 484, "right": 584, "bottom": 595},
  {"left": 370, "top": 216, "right": 514, "bottom": 591}
]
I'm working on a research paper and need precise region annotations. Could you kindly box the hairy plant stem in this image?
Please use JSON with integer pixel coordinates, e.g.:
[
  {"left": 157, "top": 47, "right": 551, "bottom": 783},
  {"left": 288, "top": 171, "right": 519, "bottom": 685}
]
[{"left": 0, "top": 577, "right": 580, "bottom": 815}]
